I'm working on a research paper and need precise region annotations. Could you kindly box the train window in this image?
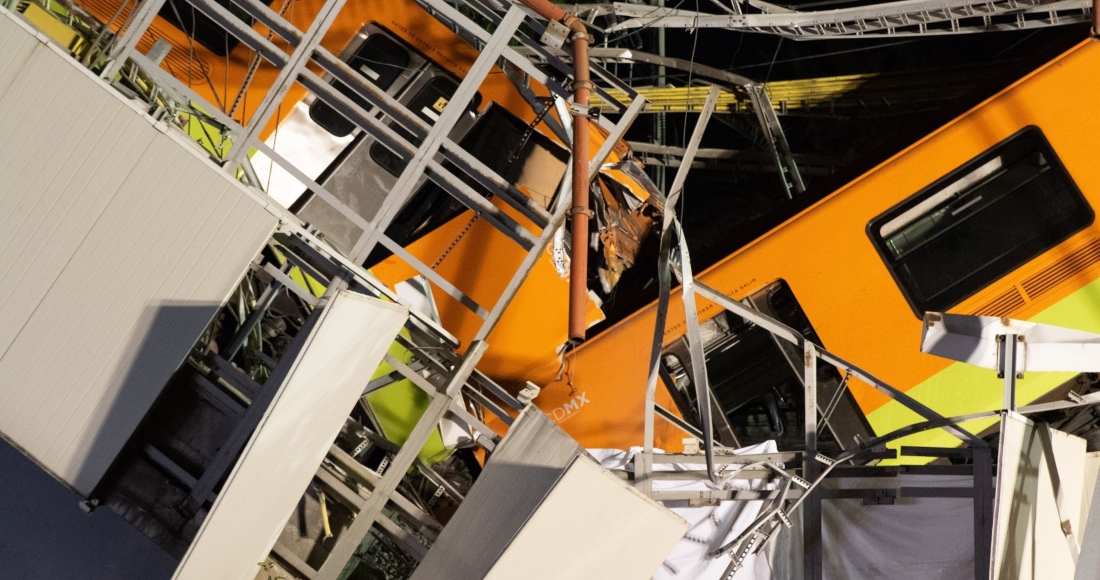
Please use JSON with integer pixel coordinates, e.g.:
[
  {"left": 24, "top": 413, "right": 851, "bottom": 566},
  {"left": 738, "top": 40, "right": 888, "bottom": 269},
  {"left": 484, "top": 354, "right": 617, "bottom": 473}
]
[
  {"left": 369, "top": 76, "right": 462, "bottom": 177},
  {"left": 159, "top": 0, "right": 253, "bottom": 56},
  {"left": 309, "top": 34, "right": 412, "bottom": 137},
  {"left": 660, "top": 280, "right": 872, "bottom": 451},
  {"left": 362, "top": 104, "right": 568, "bottom": 266},
  {"left": 869, "top": 126, "right": 1092, "bottom": 315}
]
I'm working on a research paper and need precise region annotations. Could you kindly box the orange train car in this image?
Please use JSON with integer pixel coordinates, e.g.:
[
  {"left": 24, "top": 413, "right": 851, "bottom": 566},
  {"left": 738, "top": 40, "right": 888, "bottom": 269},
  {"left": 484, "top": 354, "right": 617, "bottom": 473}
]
[
  {"left": 77, "top": 0, "right": 668, "bottom": 396},
  {"left": 506, "top": 37, "right": 1100, "bottom": 456},
  {"left": 78, "top": 0, "right": 1100, "bottom": 456}
]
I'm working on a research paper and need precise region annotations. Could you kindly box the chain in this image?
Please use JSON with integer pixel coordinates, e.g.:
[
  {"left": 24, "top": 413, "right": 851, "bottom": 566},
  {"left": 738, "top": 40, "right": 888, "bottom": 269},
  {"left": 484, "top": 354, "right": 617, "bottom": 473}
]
[{"left": 430, "top": 100, "right": 553, "bottom": 269}]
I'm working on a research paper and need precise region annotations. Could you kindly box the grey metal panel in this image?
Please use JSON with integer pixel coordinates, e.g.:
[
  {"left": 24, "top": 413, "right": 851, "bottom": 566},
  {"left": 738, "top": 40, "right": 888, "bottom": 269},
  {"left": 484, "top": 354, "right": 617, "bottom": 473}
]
[
  {"left": 412, "top": 408, "right": 586, "bottom": 580},
  {"left": 0, "top": 15, "right": 279, "bottom": 496},
  {"left": 414, "top": 408, "right": 687, "bottom": 580},
  {"left": 173, "top": 292, "right": 408, "bottom": 580}
]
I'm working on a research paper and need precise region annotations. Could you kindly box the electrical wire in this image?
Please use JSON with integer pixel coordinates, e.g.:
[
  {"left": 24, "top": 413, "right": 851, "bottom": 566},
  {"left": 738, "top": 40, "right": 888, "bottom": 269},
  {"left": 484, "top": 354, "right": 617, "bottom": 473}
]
[
  {"left": 604, "top": 0, "right": 690, "bottom": 45},
  {"left": 678, "top": 0, "right": 701, "bottom": 219},
  {"left": 731, "top": 39, "right": 917, "bottom": 71}
]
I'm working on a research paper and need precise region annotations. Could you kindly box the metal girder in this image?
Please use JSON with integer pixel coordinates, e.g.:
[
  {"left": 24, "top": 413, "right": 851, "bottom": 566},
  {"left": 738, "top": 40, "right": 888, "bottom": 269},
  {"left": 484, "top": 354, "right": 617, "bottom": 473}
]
[
  {"left": 629, "top": 141, "right": 841, "bottom": 175},
  {"left": 314, "top": 342, "right": 489, "bottom": 580},
  {"left": 803, "top": 341, "right": 822, "bottom": 580},
  {"left": 229, "top": 0, "right": 349, "bottom": 162},
  {"left": 561, "top": 0, "right": 1090, "bottom": 37},
  {"left": 456, "top": 0, "right": 640, "bottom": 109},
  {"left": 102, "top": 0, "right": 170, "bottom": 79},
  {"left": 747, "top": 84, "right": 804, "bottom": 197},
  {"left": 692, "top": 280, "right": 987, "bottom": 447},
  {"left": 516, "top": 46, "right": 757, "bottom": 88},
  {"left": 185, "top": 276, "right": 349, "bottom": 511},
  {"left": 638, "top": 85, "right": 721, "bottom": 494}
]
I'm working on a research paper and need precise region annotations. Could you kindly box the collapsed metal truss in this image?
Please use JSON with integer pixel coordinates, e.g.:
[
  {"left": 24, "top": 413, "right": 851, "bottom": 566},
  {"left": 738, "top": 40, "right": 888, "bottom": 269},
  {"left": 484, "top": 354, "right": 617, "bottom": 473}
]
[
  {"left": 563, "top": 0, "right": 1091, "bottom": 37},
  {"left": 615, "top": 79, "right": 1100, "bottom": 578},
  {"left": 40, "top": 0, "right": 651, "bottom": 576},
  {"left": 517, "top": 45, "right": 806, "bottom": 196}
]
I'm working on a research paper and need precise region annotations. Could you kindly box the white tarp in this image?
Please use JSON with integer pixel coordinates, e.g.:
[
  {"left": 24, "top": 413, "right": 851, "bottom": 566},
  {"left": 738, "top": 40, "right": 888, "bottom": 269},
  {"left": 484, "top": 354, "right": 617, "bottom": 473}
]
[
  {"left": 592, "top": 441, "right": 778, "bottom": 580},
  {"left": 822, "top": 475, "right": 977, "bottom": 580}
]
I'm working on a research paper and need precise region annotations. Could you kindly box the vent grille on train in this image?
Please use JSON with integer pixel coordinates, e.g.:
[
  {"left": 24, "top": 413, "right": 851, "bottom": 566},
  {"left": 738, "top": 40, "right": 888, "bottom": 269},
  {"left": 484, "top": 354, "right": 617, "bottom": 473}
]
[
  {"left": 79, "top": 0, "right": 210, "bottom": 86},
  {"left": 971, "top": 287, "right": 1026, "bottom": 318},
  {"left": 1021, "top": 238, "right": 1100, "bottom": 300}
]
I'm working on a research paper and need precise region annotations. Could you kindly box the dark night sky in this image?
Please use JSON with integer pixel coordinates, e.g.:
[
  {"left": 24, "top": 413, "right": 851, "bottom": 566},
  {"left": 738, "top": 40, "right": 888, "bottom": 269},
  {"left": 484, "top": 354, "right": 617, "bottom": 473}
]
[{"left": 586, "top": 10, "right": 1090, "bottom": 326}]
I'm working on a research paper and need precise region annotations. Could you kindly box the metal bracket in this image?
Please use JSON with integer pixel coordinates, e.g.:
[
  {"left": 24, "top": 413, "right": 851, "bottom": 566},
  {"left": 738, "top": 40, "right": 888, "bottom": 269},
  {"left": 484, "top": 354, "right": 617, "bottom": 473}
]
[
  {"left": 540, "top": 19, "right": 570, "bottom": 48},
  {"left": 567, "top": 101, "right": 601, "bottom": 120}
]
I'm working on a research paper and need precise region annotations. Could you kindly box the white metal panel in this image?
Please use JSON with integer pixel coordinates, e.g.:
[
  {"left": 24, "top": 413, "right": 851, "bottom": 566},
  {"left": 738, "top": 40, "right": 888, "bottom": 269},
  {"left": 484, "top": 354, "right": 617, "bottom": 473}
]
[
  {"left": 173, "top": 291, "right": 408, "bottom": 580},
  {"left": 0, "top": 14, "right": 279, "bottom": 496},
  {"left": 413, "top": 408, "right": 687, "bottom": 580},
  {"left": 0, "top": 44, "right": 155, "bottom": 358},
  {"left": 1076, "top": 452, "right": 1100, "bottom": 580},
  {"left": 992, "top": 413, "right": 1085, "bottom": 580},
  {"left": 484, "top": 455, "right": 688, "bottom": 580},
  {"left": 0, "top": 12, "right": 38, "bottom": 98},
  {"left": 412, "top": 407, "right": 586, "bottom": 580}
]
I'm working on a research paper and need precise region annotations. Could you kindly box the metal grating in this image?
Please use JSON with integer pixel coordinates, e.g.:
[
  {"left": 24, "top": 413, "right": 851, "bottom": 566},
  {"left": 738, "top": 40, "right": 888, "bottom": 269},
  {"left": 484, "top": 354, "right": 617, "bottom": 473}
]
[{"left": 1021, "top": 237, "right": 1100, "bottom": 300}]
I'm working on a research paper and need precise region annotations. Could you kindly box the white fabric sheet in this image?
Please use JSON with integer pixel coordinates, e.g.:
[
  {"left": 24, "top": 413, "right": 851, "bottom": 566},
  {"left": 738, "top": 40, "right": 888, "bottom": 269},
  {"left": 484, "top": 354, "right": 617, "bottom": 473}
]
[
  {"left": 591, "top": 442, "right": 778, "bottom": 580},
  {"left": 822, "top": 475, "right": 976, "bottom": 580}
]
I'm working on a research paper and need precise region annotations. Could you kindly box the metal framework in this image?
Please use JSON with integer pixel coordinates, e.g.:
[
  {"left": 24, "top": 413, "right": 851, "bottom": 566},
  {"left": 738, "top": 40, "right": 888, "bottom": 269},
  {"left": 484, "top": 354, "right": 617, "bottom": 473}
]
[
  {"left": 562, "top": 0, "right": 1091, "bottom": 37},
  {"left": 57, "top": 0, "right": 657, "bottom": 575},
  {"left": 517, "top": 45, "right": 807, "bottom": 196},
  {"left": 630, "top": 180, "right": 1100, "bottom": 577},
  {"left": 20, "top": 0, "right": 1100, "bottom": 576}
]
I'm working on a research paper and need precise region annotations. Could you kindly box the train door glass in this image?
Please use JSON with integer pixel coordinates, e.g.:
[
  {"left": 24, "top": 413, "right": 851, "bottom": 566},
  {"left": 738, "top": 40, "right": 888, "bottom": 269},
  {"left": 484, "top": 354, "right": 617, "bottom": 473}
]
[
  {"left": 159, "top": 0, "right": 252, "bottom": 56},
  {"left": 309, "top": 33, "right": 413, "bottom": 137},
  {"left": 659, "top": 280, "right": 872, "bottom": 451},
  {"left": 869, "top": 126, "right": 1093, "bottom": 315}
]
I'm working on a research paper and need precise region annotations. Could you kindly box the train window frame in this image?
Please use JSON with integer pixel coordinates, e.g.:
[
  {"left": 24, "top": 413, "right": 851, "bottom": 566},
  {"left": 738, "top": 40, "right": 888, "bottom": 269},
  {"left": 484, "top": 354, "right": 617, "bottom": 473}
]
[
  {"left": 867, "top": 126, "right": 1093, "bottom": 317},
  {"left": 308, "top": 28, "right": 416, "bottom": 138},
  {"left": 659, "top": 279, "right": 873, "bottom": 451},
  {"left": 368, "top": 75, "right": 464, "bottom": 177}
]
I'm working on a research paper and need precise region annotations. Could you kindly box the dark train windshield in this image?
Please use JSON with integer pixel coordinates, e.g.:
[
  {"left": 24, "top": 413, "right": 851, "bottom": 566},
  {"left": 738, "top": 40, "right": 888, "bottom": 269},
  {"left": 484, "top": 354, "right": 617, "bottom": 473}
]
[{"left": 869, "top": 126, "right": 1092, "bottom": 315}]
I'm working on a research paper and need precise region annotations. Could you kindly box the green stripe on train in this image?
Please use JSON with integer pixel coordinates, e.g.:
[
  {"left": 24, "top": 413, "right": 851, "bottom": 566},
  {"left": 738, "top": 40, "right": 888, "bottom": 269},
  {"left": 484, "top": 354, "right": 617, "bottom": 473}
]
[{"left": 868, "top": 277, "right": 1100, "bottom": 463}]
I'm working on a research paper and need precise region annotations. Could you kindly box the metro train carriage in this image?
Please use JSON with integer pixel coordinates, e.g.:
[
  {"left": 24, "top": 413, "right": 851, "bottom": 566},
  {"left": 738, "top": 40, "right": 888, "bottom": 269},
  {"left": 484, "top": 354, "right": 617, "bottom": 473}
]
[
  {"left": 67, "top": 0, "right": 672, "bottom": 446},
  {"left": 500, "top": 38, "right": 1100, "bottom": 457},
  {"left": 49, "top": 0, "right": 1100, "bottom": 459}
]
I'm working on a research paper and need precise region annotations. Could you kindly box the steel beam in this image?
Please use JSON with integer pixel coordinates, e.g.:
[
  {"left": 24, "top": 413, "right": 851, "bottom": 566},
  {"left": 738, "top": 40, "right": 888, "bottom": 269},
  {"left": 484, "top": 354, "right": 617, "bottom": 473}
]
[
  {"left": 346, "top": 6, "right": 526, "bottom": 263},
  {"left": 803, "top": 342, "right": 822, "bottom": 580},
  {"left": 747, "top": 84, "right": 804, "bottom": 197},
  {"left": 563, "top": 0, "right": 1090, "bottom": 37},
  {"left": 693, "top": 280, "right": 986, "bottom": 447},
  {"left": 314, "top": 342, "right": 488, "bottom": 580},
  {"left": 230, "top": 0, "right": 349, "bottom": 163},
  {"left": 184, "top": 277, "right": 349, "bottom": 511},
  {"left": 103, "top": 0, "right": 169, "bottom": 79}
]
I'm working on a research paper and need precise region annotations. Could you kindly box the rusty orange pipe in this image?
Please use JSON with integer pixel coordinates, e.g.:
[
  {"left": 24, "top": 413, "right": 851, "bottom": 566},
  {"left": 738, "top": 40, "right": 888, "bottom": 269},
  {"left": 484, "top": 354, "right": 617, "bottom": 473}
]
[
  {"left": 1094, "top": 0, "right": 1100, "bottom": 39},
  {"left": 519, "top": 0, "right": 592, "bottom": 343}
]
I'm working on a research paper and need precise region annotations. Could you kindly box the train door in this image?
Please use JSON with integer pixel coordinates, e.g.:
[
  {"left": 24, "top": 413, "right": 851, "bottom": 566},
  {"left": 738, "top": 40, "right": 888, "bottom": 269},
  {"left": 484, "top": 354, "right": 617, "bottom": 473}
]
[{"left": 661, "top": 280, "right": 873, "bottom": 452}]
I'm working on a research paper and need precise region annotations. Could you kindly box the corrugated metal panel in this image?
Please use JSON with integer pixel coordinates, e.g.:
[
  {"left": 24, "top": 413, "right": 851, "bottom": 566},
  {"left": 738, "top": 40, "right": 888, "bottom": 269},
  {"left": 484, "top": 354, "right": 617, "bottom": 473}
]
[
  {"left": 0, "top": 14, "right": 38, "bottom": 98},
  {"left": 0, "top": 12, "right": 279, "bottom": 496},
  {"left": 174, "top": 292, "right": 408, "bottom": 580}
]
